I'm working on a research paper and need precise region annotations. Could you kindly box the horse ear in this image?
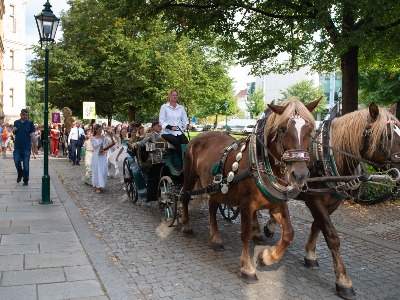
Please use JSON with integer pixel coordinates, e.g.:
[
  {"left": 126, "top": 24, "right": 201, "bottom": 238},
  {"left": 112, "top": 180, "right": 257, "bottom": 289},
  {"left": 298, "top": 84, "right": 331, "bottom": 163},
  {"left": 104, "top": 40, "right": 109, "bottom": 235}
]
[
  {"left": 389, "top": 103, "right": 397, "bottom": 115},
  {"left": 305, "top": 97, "right": 322, "bottom": 112},
  {"left": 267, "top": 103, "right": 287, "bottom": 115},
  {"left": 369, "top": 102, "right": 379, "bottom": 121}
]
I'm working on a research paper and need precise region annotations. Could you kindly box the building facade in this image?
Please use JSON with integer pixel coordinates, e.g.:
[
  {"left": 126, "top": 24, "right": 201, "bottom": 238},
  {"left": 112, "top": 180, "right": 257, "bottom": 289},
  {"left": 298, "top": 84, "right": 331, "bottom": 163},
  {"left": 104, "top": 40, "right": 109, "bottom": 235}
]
[
  {"left": 3, "top": 0, "right": 26, "bottom": 123},
  {"left": 0, "top": 0, "right": 5, "bottom": 124}
]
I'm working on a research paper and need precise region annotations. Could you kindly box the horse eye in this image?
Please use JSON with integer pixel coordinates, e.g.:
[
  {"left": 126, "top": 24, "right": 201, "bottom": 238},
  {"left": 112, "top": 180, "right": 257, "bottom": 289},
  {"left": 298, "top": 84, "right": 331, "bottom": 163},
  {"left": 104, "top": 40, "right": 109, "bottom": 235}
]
[{"left": 279, "top": 126, "right": 287, "bottom": 134}]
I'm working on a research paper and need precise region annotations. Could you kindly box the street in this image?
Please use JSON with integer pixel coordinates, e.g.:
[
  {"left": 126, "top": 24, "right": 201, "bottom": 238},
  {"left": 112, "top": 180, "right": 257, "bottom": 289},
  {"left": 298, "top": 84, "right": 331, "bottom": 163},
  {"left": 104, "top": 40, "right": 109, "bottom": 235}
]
[{"left": 51, "top": 155, "right": 400, "bottom": 299}]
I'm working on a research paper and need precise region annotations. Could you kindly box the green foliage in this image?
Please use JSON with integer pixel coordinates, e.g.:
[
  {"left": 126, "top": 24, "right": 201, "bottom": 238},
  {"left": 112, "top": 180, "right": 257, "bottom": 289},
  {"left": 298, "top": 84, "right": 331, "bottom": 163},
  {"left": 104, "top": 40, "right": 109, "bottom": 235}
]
[
  {"left": 102, "top": 0, "right": 400, "bottom": 114},
  {"left": 279, "top": 80, "right": 327, "bottom": 114},
  {"left": 246, "top": 88, "right": 265, "bottom": 119},
  {"left": 26, "top": 79, "right": 58, "bottom": 125},
  {"left": 27, "top": 0, "right": 234, "bottom": 123},
  {"left": 359, "top": 70, "right": 400, "bottom": 107}
]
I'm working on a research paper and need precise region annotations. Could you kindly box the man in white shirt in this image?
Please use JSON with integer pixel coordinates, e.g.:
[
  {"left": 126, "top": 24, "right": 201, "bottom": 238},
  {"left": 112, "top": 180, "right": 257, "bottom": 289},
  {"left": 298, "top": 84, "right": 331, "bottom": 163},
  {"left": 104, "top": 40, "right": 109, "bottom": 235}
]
[{"left": 68, "top": 121, "right": 85, "bottom": 165}]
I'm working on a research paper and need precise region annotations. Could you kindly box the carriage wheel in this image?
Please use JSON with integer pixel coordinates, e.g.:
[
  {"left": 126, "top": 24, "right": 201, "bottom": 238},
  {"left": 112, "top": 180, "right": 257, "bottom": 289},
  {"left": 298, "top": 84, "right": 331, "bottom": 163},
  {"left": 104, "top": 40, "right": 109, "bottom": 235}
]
[
  {"left": 218, "top": 204, "right": 240, "bottom": 221},
  {"left": 158, "top": 176, "right": 177, "bottom": 226},
  {"left": 123, "top": 158, "right": 138, "bottom": 203}
]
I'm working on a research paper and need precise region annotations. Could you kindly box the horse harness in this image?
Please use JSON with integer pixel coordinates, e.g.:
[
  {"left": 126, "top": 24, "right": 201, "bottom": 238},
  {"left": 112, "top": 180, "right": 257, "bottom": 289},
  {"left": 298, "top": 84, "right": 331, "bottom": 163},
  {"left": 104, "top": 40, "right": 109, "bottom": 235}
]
[
  {"left": 305, "top": 115, "right": 400, "bottom": 201},
  {"left": 183, "top": 110, "right": 310, "bottom": 203}
]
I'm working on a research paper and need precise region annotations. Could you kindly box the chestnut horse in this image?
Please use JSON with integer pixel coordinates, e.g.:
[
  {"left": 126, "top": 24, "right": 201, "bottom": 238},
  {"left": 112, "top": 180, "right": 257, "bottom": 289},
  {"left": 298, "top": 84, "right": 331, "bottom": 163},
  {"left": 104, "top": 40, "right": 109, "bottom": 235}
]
[
  {"left": 180, "top": 98, "right": 320, "bottom": 283},
  {"left": 264, "top": 102, "right": 400, "bottom": 299}
]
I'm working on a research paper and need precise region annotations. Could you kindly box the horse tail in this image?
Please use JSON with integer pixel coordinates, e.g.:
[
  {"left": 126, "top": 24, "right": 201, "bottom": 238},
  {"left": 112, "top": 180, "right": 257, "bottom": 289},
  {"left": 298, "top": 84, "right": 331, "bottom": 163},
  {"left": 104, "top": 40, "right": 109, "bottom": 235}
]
[{"left": 181, "top": 140, "right": 200, "bottom": 205}]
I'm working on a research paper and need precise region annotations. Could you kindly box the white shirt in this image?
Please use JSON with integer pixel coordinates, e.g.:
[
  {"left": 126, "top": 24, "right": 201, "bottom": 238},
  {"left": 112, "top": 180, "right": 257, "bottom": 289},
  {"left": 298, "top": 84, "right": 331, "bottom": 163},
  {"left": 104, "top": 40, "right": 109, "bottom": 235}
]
[
  {"left": 159, "top": 103, "right": 189, "bottom": 136},
  {"left": 68, "top": 126, "right": 85, "bottom": 142}
]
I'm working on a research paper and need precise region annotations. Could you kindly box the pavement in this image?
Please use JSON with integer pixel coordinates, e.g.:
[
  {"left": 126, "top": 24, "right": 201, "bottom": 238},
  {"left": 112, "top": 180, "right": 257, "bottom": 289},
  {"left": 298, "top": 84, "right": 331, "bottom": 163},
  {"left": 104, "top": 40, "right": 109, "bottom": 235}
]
[{"left": 1, "top": 150, "right": 400, "bottom": 299}]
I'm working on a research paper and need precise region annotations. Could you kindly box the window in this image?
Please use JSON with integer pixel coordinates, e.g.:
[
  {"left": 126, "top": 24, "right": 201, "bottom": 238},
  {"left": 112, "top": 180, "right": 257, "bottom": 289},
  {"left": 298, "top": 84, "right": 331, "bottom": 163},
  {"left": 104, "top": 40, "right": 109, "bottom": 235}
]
[
  {"left": 10, "top": 88, "right": 14, "bottom": 107},
  {"left": 10, "top": 50, "right": 14, "bottom": 69},
  {"left": 9, "top": 5, "right": 16, "bottom": 33}
]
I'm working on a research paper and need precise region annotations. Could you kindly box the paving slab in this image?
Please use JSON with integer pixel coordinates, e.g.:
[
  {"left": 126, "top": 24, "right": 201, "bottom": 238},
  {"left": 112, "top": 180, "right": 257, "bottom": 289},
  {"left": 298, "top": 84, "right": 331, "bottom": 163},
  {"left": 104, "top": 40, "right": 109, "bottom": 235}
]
[
  {"left": 25, "top": 250, "right": 90, "bottom": 269},
  {"left": 37, "top": 280, "right": 106, "bottom": 300},
  {"left": 2, "top": 267, "right": 65, "bottom": 286}
]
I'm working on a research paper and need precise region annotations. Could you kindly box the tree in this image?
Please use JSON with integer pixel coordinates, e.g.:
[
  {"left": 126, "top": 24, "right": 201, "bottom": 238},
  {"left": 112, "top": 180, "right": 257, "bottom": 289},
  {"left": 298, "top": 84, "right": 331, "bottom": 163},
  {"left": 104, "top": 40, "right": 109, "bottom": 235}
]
[
  {"left": 359, "top": 70, "right": 400, "bottom": 107},
  {"left": 28, "top": 0, "right": 235, "bottom": 124},
  {"left": 246, "top": 88, "right": 265, "bottom": 119},
  {"left": 104, "top": 1, "right": 400, "bottom": 115},
  {"left": 280, "top": 80, "right": 327, "bottom": 116}
]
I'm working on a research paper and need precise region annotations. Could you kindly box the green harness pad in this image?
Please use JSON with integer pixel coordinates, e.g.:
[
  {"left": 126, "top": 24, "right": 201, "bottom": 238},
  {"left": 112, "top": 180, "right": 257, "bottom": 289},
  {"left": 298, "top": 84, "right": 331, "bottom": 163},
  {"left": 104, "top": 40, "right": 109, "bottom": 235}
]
[{"left": 211, "top": 162, "right": 221, "bottom": 176}]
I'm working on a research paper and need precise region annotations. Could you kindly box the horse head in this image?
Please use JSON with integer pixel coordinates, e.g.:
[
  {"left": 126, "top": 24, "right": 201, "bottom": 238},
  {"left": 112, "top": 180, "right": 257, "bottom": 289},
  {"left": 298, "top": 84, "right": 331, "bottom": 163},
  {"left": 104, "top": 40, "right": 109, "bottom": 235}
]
[
  {"left": 362, "top": 102, "right": 400, "bottom": 170},
  {"left": 266, "top": 97, "right": 321, "bottom": 188}
]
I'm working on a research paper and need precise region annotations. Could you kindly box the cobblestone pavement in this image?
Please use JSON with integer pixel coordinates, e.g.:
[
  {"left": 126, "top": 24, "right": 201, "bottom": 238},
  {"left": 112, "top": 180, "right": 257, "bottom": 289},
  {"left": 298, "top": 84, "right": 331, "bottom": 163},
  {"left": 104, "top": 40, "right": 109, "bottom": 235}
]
[{"left": 50, "top": 155, "right": 400, "bottom": 300}]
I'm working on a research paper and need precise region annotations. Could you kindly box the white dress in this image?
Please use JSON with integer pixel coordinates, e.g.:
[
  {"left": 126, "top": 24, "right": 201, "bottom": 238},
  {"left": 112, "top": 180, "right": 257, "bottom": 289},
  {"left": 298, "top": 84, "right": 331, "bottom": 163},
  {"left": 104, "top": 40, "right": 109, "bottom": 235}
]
[{"left": 91, "top": 137, "right": 111, "bottom": 189}]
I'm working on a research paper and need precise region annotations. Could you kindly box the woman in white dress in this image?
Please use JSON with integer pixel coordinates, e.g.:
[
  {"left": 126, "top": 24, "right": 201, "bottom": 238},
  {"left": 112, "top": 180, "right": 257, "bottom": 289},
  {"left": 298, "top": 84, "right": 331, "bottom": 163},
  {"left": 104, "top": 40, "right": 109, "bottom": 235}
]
[
  {"left": 82, "top": 130, "right": 94, "bottom": 185},
  {"left": 91, "top": 124, "right": 115, "bottom": 193}
]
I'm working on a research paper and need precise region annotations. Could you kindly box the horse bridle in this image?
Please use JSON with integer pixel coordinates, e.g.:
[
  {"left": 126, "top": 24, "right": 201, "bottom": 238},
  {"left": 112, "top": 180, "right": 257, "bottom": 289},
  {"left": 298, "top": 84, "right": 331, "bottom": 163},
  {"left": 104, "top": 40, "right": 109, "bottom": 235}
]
[
  {"left": 359, "top": 117, "right": 400, "bottom": 170},
  {"left": 268, "top": 116, "right": 311, "bottom": 166}
]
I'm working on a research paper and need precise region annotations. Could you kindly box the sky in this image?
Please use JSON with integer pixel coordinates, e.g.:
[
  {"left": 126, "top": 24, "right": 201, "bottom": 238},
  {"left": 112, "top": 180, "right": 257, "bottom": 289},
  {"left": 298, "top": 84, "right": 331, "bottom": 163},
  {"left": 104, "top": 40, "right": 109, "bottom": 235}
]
[{"left": 24, "top": 1, "right": 252, "bottom": 92}]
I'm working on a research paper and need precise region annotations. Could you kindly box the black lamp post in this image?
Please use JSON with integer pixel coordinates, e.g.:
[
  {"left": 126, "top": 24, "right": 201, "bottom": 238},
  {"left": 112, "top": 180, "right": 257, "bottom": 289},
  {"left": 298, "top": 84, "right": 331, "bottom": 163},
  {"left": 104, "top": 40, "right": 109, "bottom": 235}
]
[{"left": 35, "top": 1, "right": 59, "bottom": 205}]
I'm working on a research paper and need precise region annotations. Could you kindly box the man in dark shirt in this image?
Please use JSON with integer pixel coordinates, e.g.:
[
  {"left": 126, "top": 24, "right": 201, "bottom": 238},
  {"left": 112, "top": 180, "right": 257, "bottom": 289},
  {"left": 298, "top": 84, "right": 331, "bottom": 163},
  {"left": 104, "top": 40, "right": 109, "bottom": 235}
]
[{"left": 12, "top": 109, "right": 37, "bottom": 186}]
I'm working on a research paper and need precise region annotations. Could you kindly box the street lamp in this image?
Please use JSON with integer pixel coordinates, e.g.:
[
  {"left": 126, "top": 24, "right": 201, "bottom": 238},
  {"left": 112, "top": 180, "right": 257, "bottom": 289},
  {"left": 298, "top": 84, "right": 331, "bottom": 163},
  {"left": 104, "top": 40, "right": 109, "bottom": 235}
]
[
  {"left": 35, "top": 1, "right": 59, "bottom": 205},
  {"left": 224, "top": 102, "right": 228, "bottom": 131}
]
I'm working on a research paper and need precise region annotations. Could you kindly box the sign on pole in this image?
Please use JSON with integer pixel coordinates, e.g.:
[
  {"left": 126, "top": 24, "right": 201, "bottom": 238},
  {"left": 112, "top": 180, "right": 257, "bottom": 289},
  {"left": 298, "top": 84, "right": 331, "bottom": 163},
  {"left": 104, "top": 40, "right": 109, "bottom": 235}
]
[
  {"left": 52, "top": 112, "right": 61, "bottom": 123},
  {"left": 83, "top": 102, "right": 96, "bottom": 119}
]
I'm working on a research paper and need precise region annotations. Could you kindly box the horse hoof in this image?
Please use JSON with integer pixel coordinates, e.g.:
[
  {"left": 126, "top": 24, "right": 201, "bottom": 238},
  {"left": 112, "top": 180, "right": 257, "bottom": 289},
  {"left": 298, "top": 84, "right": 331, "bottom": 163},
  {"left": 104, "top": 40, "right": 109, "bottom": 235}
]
[
  {"left": 304, "top": 258, "right": 319, "bottom": 269},
  {"left": 241, "top": 273, "right": 258, "bottom": 284},
  {"left": 256, "top": 247, "right": 276, "bottom": 266},
  {"left": 211, "top": 243, "right": 225, "bottom": 251},
  {"left": 336, "top": 284, "right": 356, "bottom": 300},
  {"left": 252, "top": 236, "right": 266, "bottom": 245},
  {"left": 263, "top": 225, "right": 274, "bottom": 238}
]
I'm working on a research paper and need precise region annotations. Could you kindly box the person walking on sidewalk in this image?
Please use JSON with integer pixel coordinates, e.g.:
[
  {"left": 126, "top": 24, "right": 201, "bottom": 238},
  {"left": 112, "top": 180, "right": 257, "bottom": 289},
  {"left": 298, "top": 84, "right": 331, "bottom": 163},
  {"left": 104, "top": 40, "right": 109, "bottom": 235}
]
[
  {"left": 12, "top": 109, "right": 38, "bottom": 186},
  {"left": 50, "top": 123, "right": 60, "bottom": 157},
  {"left": 68, "top": 121, "right": 85, "bottom": 165}
]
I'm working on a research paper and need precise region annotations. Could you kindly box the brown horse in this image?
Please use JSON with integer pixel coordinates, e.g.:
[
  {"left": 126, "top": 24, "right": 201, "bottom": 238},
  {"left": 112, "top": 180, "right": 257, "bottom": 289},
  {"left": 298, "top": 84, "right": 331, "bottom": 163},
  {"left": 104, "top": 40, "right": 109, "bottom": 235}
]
[
  {"left": 264, "top": 102, "right": 400, "bottom": 299},
  {"left": 180, "top": 98, "right": 320, "bottom": 283}
]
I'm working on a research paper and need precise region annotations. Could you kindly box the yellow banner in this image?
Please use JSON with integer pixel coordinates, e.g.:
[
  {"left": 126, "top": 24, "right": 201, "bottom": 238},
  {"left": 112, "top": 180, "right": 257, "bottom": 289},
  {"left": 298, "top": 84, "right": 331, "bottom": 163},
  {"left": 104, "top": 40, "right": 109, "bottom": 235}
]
[{"left": 83, "top": 102, "right": 96, "bottom": 119}]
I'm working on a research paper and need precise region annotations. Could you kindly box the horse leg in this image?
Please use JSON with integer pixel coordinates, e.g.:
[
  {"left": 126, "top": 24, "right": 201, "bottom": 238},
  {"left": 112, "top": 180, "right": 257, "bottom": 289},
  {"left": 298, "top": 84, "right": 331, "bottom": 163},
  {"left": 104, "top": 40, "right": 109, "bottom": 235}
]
[
  {"left": 256, "top": 203, "right": 294, "bottom": 266},
  {"left": 180, "top": 192, "right": 193, "bottom": 235},
  {"left": 305, "top": 198, "right": 356, "bottom": 300},
  {"left": 252, "top": 211, "right": 266, "bottom": 245},
  {"left": 239, "top": 207, "right": 258, "bottom": 283},
  {"left": 209, "top": 199, "right": 224, "bottom": 250},
  {"left": 263, "top": 211, "right": 278, "bottom": 238},
  {"left": 304, "top": 220, "right": 321, "bottom": 269}
]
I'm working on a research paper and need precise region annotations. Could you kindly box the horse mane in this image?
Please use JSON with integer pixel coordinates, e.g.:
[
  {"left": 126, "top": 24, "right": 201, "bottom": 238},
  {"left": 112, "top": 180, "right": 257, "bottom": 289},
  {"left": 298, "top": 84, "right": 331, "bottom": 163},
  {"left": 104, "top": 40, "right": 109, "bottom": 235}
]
[
  {"left": 331, "top": 107, "right": 399, "bottom": 172},
  {"left": 266, "top": 98, "right": 316, "bottom": 133}
]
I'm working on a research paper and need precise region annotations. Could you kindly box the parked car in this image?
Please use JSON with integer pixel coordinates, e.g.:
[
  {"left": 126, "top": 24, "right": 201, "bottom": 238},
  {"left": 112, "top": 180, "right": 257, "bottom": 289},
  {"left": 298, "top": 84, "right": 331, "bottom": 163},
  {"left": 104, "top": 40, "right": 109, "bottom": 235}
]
[
  {"left": 243, "top": 124, "right": 255, "bottom": 133},
  {"left": 202, "top": 124, "right": 214, "bottom": 131},
  {"left": 218, "top": 125, "right": 231, "bottom": 131},
  {"left": 191, "top": 125, "right": 204, "bottom": 132},
  {"left": 230, "top": 125, "right": 246, "bottom": 132}
]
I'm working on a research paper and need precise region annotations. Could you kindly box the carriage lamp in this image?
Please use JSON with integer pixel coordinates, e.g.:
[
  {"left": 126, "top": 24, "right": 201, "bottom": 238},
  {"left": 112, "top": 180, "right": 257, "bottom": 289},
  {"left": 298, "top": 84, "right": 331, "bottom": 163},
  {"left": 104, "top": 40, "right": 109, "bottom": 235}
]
[{"left": 35, "top": 1, "right": 59, "bottom": 205}]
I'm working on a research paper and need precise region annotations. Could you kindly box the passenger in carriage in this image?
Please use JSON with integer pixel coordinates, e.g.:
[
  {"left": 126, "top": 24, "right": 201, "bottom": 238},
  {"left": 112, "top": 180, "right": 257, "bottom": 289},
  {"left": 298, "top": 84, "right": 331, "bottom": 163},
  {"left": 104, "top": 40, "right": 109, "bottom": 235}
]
[
  {"left": 130, "top": 118, "right": 162, "bottom": 149},
  {"left": 159, "top": 89, "right": 192, "bottom": 157}
]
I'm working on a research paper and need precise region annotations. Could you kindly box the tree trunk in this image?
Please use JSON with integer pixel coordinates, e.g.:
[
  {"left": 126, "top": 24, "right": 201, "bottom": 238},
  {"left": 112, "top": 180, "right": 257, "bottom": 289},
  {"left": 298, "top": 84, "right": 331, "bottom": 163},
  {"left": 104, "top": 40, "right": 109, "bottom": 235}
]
[
  {"left": 340, "top": 46, "right": 359, "bottom": 115},
  {"left": 107, "top": 113, "right": 112, "bottom": 126},
  {"left": 128, "top": 105, "right": 136, "bottom": 122}
]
